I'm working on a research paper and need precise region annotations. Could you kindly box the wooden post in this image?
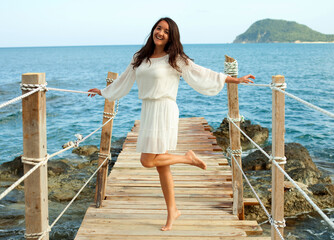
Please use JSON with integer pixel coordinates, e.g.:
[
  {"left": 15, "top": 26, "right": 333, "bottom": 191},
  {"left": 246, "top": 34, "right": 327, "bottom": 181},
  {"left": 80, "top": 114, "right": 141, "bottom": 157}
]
[
  {"left": 271, "top": 75, "right": 285, "bottom": 239},
  {"left": 95, "top": 72, "right": 118, "bottom": 208},
  {"left": 225, "top": 56, "right": 244, "bottom": 220},
  {"left": 22, "top": 73, "right": 49, "bottom": 240}
]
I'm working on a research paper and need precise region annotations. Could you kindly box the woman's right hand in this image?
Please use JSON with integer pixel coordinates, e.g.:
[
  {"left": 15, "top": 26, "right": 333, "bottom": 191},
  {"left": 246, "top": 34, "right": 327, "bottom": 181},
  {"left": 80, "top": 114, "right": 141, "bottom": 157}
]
[{"left": 88, "top": 88, "right": 101, "bottom": 97}]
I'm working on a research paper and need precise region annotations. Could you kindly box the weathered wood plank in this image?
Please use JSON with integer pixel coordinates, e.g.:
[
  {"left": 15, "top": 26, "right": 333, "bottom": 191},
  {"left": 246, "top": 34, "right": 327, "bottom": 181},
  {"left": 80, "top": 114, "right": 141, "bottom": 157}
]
[{"left": 75, "top": 117, "right": 266, "bottom": 239}]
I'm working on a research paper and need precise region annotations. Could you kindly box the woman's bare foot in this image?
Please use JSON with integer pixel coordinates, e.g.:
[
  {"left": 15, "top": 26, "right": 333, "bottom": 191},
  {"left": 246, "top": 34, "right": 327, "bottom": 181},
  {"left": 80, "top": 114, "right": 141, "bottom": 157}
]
[
  {"left": 186, "top": 150, "right": 207, "bottom": 170},
  {"left": 161, "top": 209, "right": 181, "bottom": 231}
]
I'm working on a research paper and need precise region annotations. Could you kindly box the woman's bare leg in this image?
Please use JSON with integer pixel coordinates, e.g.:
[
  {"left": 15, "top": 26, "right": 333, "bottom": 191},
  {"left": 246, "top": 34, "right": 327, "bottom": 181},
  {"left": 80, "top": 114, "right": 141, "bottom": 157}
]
[
  {"left": 156, "top": 165, "right": 181, "bottom": 231},
  {"left": 140, "top": 151, "right": 206, "bottom": 231},
  {"left": 140, "top": 150, "right": 206, "bottom": 170}
]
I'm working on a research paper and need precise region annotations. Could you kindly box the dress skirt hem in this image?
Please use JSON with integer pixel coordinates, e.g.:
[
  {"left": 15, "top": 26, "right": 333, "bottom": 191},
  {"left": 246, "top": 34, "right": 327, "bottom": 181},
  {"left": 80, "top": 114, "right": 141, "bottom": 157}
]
[{"left": 136, "top": 98, "right": 179, "bottom": 154}]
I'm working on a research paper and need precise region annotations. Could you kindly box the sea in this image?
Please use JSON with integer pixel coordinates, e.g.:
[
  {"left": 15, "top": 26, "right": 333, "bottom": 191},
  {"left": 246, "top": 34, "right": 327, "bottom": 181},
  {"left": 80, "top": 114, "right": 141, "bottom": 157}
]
[{"left": 0, "top": 43, "right": 334, "bottom": 239}]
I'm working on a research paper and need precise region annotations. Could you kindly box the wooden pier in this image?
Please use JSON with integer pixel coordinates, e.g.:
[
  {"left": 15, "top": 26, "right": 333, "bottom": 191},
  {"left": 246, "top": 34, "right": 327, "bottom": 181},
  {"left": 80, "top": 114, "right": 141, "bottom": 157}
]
[{"left": 75, "top": 117, "right": 270, "bottom": 239}]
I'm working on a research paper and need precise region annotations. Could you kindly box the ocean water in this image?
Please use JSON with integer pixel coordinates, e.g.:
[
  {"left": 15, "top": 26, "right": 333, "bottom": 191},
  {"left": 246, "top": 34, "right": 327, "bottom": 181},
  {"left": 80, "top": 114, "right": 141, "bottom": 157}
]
[{"left": 0, "top": 43, "right": 334, "bottom": 239}]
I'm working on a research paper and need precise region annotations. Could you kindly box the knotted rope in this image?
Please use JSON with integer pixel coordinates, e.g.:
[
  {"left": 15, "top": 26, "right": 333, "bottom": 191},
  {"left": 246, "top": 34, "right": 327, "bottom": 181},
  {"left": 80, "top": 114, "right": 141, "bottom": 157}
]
[{"left": 224, "top": 60, "right": 238, "bottom": 76}]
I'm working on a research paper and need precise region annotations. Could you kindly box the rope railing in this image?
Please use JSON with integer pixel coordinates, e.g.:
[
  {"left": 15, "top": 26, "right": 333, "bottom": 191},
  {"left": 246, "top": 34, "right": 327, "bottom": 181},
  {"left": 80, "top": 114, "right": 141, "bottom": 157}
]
[
  {"left": 33, "top": 155, "right": 110, "bottom": 240},
  {"left": 46, "top": 87, "right": 93, "bottom": 95},
  {"left": 226, "top": 115, "right": 334, "bottom": 230},
  {"left": 228, "top": 151, "right": 285, "bottom": 240},
  {"left": 0, "top": 73, "right": 119, "bottom": 239},
  {"left": 0, "top": 84, "right": 96, "bottom": 111},
  {"left": 0, "top": 87, "right": 42, "bottom": 109},
  {"left": 239, "top": 81, "right": 334, "bottom": 119},
  {"left": 0, "top": 100, "right": 119, "bottom": 201},
  {"left": 271, "top": 86, "right": 334, "bottom": 119}
]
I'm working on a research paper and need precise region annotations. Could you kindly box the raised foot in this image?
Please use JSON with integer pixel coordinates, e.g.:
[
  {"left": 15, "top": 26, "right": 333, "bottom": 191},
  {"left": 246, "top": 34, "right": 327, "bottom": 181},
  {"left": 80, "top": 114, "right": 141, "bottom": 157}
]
[
  {"left": 186, "top": 150, "right": 207, "bottom": 170},
  {"left": 161, "top": 209, "right": 181, "bottom": 231}
]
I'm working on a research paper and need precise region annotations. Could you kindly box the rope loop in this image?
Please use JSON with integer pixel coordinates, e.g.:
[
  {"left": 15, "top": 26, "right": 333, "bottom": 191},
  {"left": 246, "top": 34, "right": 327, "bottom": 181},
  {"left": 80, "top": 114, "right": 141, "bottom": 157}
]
[
  {"left": 103, "top": 100, "right": 119, "bottom": 119},
  {"left": 24, "top": 226, "right": 51, "bottom": 239},
  {"left": 270, "top": 216, "right": 286, "bottom": 228},
  {"left": 20, "top": 83, "right": 48, "bottom": 91},
  {"left": 224, "top": 60, "right": 238, "bottom": 76},
  {"left": 226, "top": 147, "right": 242, "bottom": 157},
  {"left": 106, "top": 78, "right": 114, "bottom": 83},
  {"left": 270, "top": 82, "right": 287, "bottom": 90},
  {"left": 103, "top": 112, "right": 115, "bottom": 119},
  {"left": 227, "top": 114, "right": 244, "bottom": 123},
  {"left": 21, "top": 155, "right": 49, "bottom": 165},
  {"left": 269, "top": 155, "right": 287, "bottom": 165},
  {"left": 98, "top": 152, "right": 111, "bottom": 160}
]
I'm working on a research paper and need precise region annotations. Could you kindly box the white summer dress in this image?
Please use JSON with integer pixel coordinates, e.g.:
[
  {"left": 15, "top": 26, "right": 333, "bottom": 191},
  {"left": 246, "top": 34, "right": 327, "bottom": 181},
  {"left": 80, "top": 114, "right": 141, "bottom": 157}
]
[{"left": 101, "top": 55, "right": 227, "bottom": 154}]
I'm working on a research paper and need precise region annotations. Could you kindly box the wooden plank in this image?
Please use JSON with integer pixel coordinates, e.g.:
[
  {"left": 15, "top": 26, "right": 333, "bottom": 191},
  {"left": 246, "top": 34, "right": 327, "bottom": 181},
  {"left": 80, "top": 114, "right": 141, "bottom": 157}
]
[{"left": 75, "top": 117, "right": 266, "bottom": 240}]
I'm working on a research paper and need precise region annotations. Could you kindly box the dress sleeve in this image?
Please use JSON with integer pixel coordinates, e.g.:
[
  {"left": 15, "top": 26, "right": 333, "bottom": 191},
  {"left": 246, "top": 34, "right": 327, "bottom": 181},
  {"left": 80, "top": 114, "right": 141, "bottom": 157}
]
[
  {"left": 179, "top": 58, "right": 227, "bottom": 96},
  {"left": 101, "top": 60, "right": 136, "bottom": 102}
]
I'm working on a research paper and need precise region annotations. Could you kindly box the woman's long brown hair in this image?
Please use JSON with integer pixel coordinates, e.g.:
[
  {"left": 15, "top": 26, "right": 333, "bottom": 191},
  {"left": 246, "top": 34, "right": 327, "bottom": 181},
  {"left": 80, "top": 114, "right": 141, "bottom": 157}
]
[{"left": 132, "top": 17, "right": 189, "bottom": 72}]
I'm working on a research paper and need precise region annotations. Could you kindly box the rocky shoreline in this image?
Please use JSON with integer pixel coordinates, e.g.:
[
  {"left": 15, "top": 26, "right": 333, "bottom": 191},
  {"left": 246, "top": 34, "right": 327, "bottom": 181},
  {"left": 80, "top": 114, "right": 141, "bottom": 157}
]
[
  {"left": 0, "top": 118, "right": 333, "bottom": 239},
  {"left": 213, "top": 118, "right": 334, "bottom": 222}
]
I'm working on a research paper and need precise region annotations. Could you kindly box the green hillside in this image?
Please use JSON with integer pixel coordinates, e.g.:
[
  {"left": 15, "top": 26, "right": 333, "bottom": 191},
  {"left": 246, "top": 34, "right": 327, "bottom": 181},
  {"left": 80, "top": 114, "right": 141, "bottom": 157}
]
[{"left": 233, "top": 19, "right": 334, "bottom": 43}]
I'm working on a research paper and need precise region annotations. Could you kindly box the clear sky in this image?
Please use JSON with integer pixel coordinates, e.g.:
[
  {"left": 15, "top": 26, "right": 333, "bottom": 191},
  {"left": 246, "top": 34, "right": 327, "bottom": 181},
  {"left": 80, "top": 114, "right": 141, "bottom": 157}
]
[{"left": 1, "top": 0, "right": 333, "bottom": 47}]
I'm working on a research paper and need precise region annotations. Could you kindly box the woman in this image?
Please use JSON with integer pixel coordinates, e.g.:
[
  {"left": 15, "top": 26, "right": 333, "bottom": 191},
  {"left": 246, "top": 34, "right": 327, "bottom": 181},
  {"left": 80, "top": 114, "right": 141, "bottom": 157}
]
[{"left": 88, "top": 17, "right": 254, "bottom": 231}]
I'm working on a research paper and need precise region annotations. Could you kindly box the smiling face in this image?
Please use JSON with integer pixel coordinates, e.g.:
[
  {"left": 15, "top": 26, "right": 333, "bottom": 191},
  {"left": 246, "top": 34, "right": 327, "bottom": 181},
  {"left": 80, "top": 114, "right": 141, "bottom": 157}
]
[{"left": 152, "top": 20, "right": 169, "bottom": 49}]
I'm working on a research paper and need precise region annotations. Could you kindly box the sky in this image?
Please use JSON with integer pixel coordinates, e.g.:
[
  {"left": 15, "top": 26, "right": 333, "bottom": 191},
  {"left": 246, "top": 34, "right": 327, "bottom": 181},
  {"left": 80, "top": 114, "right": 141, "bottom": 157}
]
[{"left": 0, "top": 0, "right": 333, "bottom": 47}]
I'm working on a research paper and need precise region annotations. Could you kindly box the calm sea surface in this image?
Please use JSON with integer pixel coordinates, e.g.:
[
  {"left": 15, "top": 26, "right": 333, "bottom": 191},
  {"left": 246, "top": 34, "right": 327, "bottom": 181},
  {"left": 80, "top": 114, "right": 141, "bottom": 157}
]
[{"left": 0, "top": 43, "right": 334, "bottom": 239}]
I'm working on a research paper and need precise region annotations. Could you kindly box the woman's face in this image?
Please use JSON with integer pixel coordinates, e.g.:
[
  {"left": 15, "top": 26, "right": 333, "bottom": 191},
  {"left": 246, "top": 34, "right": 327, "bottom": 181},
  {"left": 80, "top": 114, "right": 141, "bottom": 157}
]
[{"left": 153, "top": 20, "right": 169, "bottom": 48}]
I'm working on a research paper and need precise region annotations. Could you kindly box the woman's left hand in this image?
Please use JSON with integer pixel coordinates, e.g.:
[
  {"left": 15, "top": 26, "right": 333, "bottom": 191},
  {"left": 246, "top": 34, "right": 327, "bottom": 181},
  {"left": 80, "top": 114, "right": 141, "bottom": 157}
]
[{"left": 238, "top": 74, "right": 255, "bottom": 84}]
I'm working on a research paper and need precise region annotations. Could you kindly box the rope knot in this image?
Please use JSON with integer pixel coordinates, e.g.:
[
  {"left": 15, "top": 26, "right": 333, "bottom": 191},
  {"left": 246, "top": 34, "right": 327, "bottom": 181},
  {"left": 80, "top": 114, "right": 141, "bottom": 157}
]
[
  {"left": 226, "top": 147, "right": 242, "bottom": 157},
  {"left": 98, "top": 152, "right": 112, "bottom": 160},
  {"left": 106, "top": 78, "right": 114, "bottom": 83},
  {"left": 224, "top": 60, "right": 238, "bottom": 76},
  {"left": 227, "top": 114, "right": 244, "bottom": 123},
  {"left": 21, "top": 154, "right": 49, "bottom": 165},
  {"left": 20, "top": 83, "right": 48, "bottom": 91},
  {"left": 269, "top": 155, "right": 287, "bottom": 165},
  {"left": 270, "top": 82, "right": 287, "bottom": 90}
]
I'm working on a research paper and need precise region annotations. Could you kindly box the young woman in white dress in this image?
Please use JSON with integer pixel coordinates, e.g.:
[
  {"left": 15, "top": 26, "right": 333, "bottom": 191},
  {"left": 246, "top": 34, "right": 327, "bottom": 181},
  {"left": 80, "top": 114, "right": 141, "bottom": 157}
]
[{"left": 88, "top": 17, "right": 254, "bottom": 231}]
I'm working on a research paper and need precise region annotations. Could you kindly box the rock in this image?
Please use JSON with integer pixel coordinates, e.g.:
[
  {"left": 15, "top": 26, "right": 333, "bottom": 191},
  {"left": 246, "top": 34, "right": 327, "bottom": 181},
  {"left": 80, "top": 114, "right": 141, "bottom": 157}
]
[
  {"left": 72, "top": 145, "right": 99, "bottom": 156},
  {"left": 0, "top": 156, "right": 23, "bottom": 177},
  {"left": 48, "top": 160, "right": 71, "bottom": 176},
  {"left": 308, "top": 183, "right": 330, "bottom": 196},
  {"left": 213, "top": 118, "right": 269, "bottom": 151},
  {"left": 242, "top": 143, "right": 324, "bottom": 185},
  {"left": 50, "top": 189, "right": 77, "bottom": 202}
]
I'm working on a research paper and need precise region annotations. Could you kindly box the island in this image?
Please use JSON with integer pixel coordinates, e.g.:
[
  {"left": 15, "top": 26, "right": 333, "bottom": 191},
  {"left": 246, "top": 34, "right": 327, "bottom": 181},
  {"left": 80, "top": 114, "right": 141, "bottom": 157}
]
[{"left": 233, "top": 19, "right": 334, "bottom": 43}]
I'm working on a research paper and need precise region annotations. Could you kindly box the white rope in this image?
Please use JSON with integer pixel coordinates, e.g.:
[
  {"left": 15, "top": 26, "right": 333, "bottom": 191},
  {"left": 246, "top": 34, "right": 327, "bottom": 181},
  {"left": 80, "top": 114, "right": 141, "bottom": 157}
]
[
  {"left": 227, "top": 115, "right": 334, "bottom": 229},
  {"left": 271, "top": 86, "right": 334, "bottom": 119},
  {"left": 47, "top": 87, "right": 93, "bottom": 95},
  {"left": 0, "top": 103, "right": 119, "bottom": 200},
  {"left": 224, "top": 60, "right": 238, "bottom": 76},
  {"left": 36, "top": 155, "right": 110, "bottom": 240},
  {"left": 0, "top": 155, "right": 49, "bottom": 201},
  {"left": 229, "top": 153, "right": 285, "bottom": 240},
  {"left": 0, "top": 87, "right": 41, "bottom": 109},
  {"left": 272, "top": 160, "right": 334, "bottom": 229},
  {"left": 226, "top": 147, "right": 242, "bottom": 157},
  {"left": 20, "top": 83, "right": 48, "bottom": 91},
  {"left": 240, "top": 83, "right": 271, "bottom": 88}
]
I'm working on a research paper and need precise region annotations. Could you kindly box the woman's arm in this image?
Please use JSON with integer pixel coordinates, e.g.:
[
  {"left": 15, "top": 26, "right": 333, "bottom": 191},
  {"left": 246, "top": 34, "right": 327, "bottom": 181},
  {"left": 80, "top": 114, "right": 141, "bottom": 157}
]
[{"left": 225, "top": 74, "right": 255, "bottom": 84}]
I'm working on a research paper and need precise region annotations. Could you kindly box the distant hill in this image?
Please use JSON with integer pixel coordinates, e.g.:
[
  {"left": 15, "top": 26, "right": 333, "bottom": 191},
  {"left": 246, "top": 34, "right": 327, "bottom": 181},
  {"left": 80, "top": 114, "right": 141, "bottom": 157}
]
[{"left": 233, "top": 19, "right": 334, "bottom": 43}]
